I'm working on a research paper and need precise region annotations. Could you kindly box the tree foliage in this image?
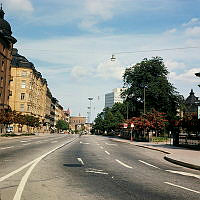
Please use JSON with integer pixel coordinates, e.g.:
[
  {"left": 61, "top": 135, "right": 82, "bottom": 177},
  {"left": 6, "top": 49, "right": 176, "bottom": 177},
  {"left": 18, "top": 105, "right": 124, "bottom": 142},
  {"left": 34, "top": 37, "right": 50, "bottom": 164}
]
[
  {"left": 92, "top": 105, "right": 125, "bottom": 134},
  {"left": 56, "top": 120, "right": 69, "bottom": 131},
  {"left": 123, "top": 57, "right": 183, "bottom": 119}
]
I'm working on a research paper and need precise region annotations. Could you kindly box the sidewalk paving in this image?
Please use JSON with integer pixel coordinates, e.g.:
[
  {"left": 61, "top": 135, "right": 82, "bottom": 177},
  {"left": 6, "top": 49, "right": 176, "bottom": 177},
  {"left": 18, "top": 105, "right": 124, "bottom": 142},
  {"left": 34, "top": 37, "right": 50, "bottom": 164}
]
[
  {"left": 111, "top": 137, "right": 200, "bottom": 170},
  {"left": 0, "top": 132, "right": 53, "bottom": 143}
]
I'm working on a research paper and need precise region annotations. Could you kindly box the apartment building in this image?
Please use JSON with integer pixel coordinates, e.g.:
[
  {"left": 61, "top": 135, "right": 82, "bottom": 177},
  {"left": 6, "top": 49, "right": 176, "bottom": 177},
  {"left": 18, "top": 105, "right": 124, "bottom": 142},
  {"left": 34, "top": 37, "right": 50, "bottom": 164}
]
[
  {"left": 9, "top": 49, "right": 47, "bottom": 133},
  {"left": 0, "top": 7, "right": 17, "bottom": 111}
]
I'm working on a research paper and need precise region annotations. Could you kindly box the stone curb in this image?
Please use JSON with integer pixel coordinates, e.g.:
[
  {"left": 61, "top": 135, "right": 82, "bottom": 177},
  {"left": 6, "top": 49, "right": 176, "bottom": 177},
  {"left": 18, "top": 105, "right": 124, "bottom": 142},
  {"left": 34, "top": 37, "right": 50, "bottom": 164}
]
[
  {"left": 111, "top": 138, "right": 200, "bottom": 170},
  {"left": 164, "top": 155, "right": 200, "bottom": 170}
]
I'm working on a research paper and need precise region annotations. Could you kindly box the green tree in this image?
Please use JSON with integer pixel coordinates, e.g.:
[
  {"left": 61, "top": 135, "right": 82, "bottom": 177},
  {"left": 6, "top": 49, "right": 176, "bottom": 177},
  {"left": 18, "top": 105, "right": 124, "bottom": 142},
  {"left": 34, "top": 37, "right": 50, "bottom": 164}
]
[
  {"left": 56, "top": 120, "right": 69, "bottom": 132},
  {"left": 92, "top": 107, "right": 124, "bottom": 135},
  {"left": 123, "top": 57, "right": 183, "bottom": 119}
]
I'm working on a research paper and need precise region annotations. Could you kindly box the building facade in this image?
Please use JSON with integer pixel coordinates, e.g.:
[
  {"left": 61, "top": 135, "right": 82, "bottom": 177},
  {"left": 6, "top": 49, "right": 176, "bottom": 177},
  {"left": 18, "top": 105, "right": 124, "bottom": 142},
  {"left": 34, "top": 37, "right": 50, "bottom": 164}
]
[
  {"left": 9, "top": 49, "right": 48, "bottom": 133},
  {"left": 0, "top": 7, "right": 17, "bottom": 111},
  {"left": 105, "top": 88, "right": 126, "bottom": 108},
  {"left": 185, "top": 89, "right": 200, "bottom": 114},
  {"left": 69, "top": 116, "right": 86, "bottom": 131}
]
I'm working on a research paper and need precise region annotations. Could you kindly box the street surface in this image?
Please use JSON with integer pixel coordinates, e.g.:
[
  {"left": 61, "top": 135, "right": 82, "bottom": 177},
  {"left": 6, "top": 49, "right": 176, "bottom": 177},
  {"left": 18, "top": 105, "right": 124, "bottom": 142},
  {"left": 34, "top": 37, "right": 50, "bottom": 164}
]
[{"left": 0, "top": 134, "right": 200, "bottom": 200}]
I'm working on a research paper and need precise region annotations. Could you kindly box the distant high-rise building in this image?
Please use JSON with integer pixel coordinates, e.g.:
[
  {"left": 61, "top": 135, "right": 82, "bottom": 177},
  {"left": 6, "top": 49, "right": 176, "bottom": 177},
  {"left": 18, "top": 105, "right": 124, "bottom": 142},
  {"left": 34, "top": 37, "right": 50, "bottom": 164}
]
[{"left": 105, "top": 88, "right": 126, "bottom": 108}]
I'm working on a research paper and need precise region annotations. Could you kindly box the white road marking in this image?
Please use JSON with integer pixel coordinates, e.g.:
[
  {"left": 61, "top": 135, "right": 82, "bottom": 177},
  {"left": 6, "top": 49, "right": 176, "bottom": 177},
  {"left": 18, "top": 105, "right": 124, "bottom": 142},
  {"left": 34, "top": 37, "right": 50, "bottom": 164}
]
[
  {"left": 80, "top": 141, "right": 90, "bottom": 144},
  {"left": 166, "top": 170, "right": 200, "bottom": 179},
  {"left": 164, "top": 182, "right": 200, "bottom": 194},
  {"left": 0, "top": 138, "right": 77, "bottom": 184},
  {"left": 105, "top": 143, "right": 117, "bottom": 146},
  {"left": 12, "top": 138, "right": 77, "bottom": 200},
  {"left": 1, "top": 146, "right": 14, "bottom": 150},
  {"left": 115, "top": 159, "right": 133, "bottom": 169},
  {"left": 77, "top": 158, "right": 84, "bottom": 165},
  {"left": 85, "top": 170, "right": 108, "bottom": 175},
  {"left": 100, "top": 146, "right": 104, "bottom": 149},
  {"left": 51, "top": 141, "right": 58, "bottom": 143},
  {"left": 138, "top": 160, "right": 160, "bottom": 169},
  {"left": 20, "top": 141, "right": 28, "bottom": 143},
  {"left": 105, "top": 151, "right": 110, "bottom": 155},
  {"left": 23, "top": 143, "right": 31, "bottom": 146},
  {"left": 88, "top": 168, "right": 104, "bottom": 172}
]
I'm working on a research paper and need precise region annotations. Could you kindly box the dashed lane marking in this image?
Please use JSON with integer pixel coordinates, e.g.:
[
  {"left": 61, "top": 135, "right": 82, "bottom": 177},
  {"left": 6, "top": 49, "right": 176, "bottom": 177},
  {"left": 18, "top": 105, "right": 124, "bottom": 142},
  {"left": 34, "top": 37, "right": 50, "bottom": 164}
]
[
  {"left": 166, "top": 170, "right": 200, "bottom": 179},
  {"left": 105, "top": 151, "right": 110, "bottom": 155},
  {"left": 0, "top": 146, "right": 14, "bottom": 150},
  {"left": 105, "top": 143, "right": 117, "bottom": 146},
  {"left": 138, "top": 160, "right": 160, "bottom": 169},
  {"left": 23, "top": 143, "right": 31, "bottom": 146},
  {"left": 77, "top": 158, "right": 84, "bottom": 165},
  {"left": 80, "top": 141, "right": 90, "bottom": 144},
  {"left": 115, "top": 159, "right": 133, "bottom": 169},
  {"left": 85, "top": 170, "right": 108, "bottom": 175},
  {"left": 100, "top": 146, "right": 104, "bottom": 149},
  {"left": 164, "top": 182, "right": 200, "bottom": 194}
]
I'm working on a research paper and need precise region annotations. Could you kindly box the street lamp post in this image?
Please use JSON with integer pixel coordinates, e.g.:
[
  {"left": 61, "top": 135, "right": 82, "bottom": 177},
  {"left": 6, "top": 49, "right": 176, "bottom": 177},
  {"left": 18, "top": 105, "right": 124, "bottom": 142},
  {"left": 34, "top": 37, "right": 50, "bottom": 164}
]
[{"left": 88, "top": 97, "right": 93, "bottom": 124}]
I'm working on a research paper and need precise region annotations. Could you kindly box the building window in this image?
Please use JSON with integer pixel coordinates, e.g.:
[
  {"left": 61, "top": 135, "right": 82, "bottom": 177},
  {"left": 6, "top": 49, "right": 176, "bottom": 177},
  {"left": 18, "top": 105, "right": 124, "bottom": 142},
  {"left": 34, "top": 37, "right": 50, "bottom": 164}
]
[
  {"left": 27, "top": 104, "right": 31, "bottom": 111},
  {"left": 20, "top": 104, "right": 25, "bottom": 112},
  {"left": 21, "top": 93, "right": 25, "bottom": 100},
  {"left": 21, "top": 71, "right": 27, "bottom": 77},
  {"left": 21, "top": 80, "right": 26, "bottom": 88},
  {"left": 0, "top": 77, "right": 3, "bottom": 87}
]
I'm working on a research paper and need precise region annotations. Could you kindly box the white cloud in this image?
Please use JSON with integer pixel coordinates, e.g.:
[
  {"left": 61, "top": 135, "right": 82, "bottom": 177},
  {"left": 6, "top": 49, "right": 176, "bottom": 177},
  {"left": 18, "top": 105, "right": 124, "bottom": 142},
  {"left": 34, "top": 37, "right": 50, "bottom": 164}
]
[
  {"left": 84, "top": 0, "right": 115, "bottom": 20},
  {"left": 71, "top": 66, "right": 93, "bottom": 79},
  {"left": 96, "top": 60, "right": 124, "bottom": 80},
  {"left": 185, "top": 26, "right": 200, "bottom": 37},
  {"left": 169, "top": 68, "right": 200, "bottom": 83},
  {"left": 165, "top": 60, "right": 186, "bottom": 70},
  {"left": 3, "top": 0, "right": 34, "bottom": 12},
  {"left": 183, "top": 18, "right": 200, "bottom": 27},
  {"left": 165, "top": 28, "right": 177, "bottom": 34}
]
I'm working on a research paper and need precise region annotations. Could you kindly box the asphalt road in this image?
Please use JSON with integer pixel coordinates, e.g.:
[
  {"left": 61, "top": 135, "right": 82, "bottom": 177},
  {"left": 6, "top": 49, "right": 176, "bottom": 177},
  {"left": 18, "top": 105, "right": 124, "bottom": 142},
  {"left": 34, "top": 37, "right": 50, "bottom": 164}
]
[{"left": 0, "top": 134, "right": 200, "bottom": 200}]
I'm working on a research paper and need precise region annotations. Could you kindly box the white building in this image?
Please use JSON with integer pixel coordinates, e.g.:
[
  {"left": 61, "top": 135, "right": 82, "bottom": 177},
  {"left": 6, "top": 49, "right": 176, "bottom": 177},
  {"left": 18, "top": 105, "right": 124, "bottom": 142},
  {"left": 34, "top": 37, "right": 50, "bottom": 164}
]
[{"left": 105, "top": 88, "right": 126, "bottom": 108}]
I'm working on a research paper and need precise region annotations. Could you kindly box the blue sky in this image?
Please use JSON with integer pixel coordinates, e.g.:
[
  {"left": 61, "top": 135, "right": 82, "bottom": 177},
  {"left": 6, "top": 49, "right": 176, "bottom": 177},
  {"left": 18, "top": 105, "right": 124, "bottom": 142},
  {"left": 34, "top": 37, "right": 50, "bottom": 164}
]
[{"left": 3, "top": 0, "right": 200, "bottom": 119}]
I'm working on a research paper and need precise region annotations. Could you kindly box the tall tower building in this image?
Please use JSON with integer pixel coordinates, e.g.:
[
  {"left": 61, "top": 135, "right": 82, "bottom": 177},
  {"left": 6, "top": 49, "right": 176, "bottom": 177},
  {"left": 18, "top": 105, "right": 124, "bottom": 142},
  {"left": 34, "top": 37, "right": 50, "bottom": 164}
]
[{"left": 105, "top": 88, "right": 126, "bottom": 108}]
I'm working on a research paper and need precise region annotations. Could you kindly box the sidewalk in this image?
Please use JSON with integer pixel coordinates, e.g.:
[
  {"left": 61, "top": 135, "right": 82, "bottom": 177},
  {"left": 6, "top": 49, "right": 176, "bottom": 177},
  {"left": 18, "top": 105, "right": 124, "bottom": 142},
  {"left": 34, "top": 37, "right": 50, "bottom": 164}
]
[
  {"left": 0, "top": 132, "right": 53, "bottom": 143},
  {"left": 111, "top": 137, "right": 200, "bottom": 170}
]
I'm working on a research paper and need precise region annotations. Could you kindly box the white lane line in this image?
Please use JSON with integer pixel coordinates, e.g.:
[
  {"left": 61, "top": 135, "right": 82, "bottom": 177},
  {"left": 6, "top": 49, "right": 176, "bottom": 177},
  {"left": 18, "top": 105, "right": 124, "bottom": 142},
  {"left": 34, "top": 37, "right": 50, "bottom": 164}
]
[
  {"left": 100, "top": 146, "right": 104, "bottom": 149},
  {"left": 138, "top": 160, "right": 160, "bottom": 169},
  {"left": 77, "top": 158, "right": 84, "bottom": 165},
  {"left": 80, "top": 141, "right": 90, "bottom": 144},
  {"left": 51, "top": 141, "right": 58, "bottom": 143},
  {"left": 0, "top": 138, "right": 77, "bottom": 183},
  {"left": 166, "top": 170, "right": 200, "bottom": 179},
  {"left": 88, "top": 168, "right": 104, "bottom": 172},
  {"left": 23, "top": 143, "right": 31, "bottom": 146},
  {"left": 85, "top": 170, "right": 108, "bottom": 175},
  {"left": 164, "top": 182, "right": 200, "bottom": 194},
  {"left": 115, "top": 159, "right": 133, "bottom": 169},
  {"left": 105, "top": 143, "right": 117, "bottom": 146},
  {"left": 13, "top": 138, "right": 78, "bottom": 200},
  {"left": 0, "top": 146, "right": 14, "bottom": 150},
  {"left": 105, "top": 151, "right": 110, "bottom": 155},
  {"left": 20, "top": 141, "right": 28, "bottom": 143}
]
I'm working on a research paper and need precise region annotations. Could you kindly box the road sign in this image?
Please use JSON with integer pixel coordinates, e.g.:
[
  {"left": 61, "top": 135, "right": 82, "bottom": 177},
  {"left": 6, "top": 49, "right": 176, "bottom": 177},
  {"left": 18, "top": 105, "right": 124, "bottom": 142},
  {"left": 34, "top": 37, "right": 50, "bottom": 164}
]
[{"left": 123, "top": 123, "right": 128, "bottom": 128}]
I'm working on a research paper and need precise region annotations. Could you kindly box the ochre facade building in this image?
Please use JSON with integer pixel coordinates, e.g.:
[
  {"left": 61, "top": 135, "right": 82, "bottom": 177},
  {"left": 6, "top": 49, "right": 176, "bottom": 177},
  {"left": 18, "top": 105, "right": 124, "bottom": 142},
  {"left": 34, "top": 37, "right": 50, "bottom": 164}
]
[{"left": 0, "top": 7, "right": 16, "bottom": 111}]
